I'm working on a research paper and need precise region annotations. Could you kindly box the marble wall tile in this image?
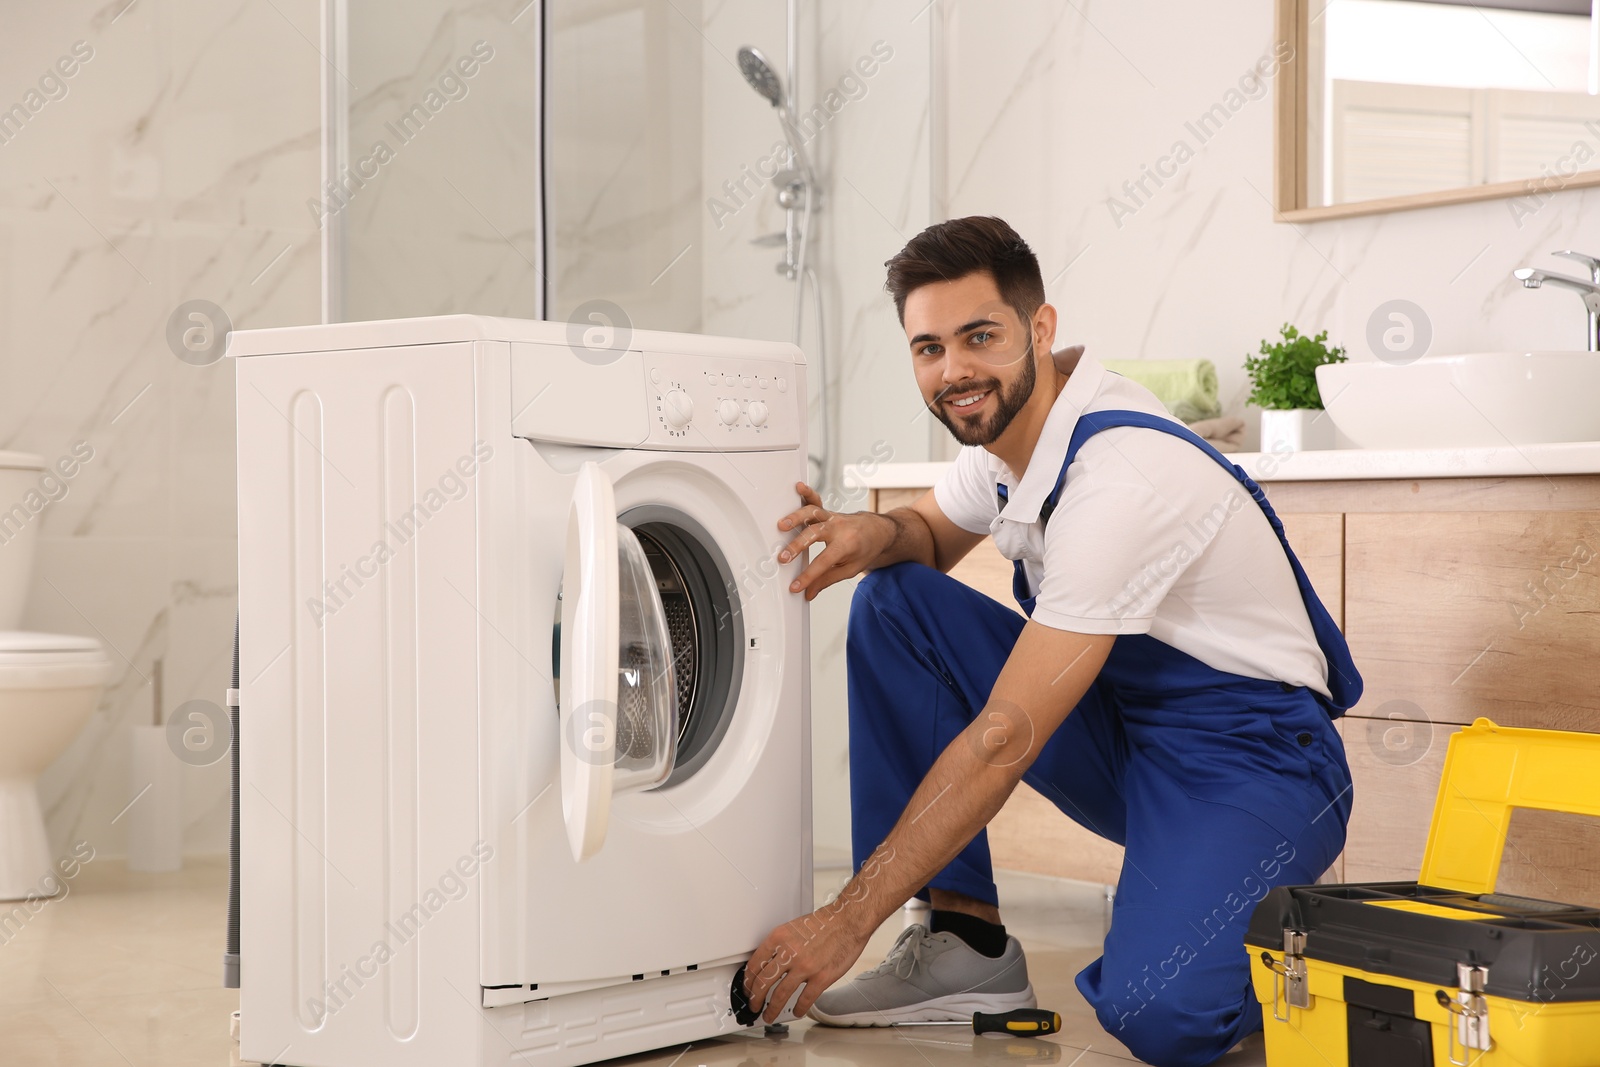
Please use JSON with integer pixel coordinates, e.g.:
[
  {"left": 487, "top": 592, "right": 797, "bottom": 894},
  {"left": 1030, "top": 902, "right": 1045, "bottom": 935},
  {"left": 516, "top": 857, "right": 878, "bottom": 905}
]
[
  {"left": 0, "top": 0, "right": 322, "bottom": 864},
  {"left": 344, "top": 2, "right": 544, "bottom": 320},
  {"left": 0, "top": 4, "right": 168, "bottom": 225},
  {"left": 814, "top": 0, "right": 935, "bottom": 478},
  {"left": 541, "top": 0, "right": 705, "bottom": 328},
  {"left": 163, "top": 0, "right": 323, "bottom": 232},
  {"left": 696, "top": 0, "right": 791, "bottom": 346},
  {"left": 0, "top": 214, "right": 170, "bottom": 541}
]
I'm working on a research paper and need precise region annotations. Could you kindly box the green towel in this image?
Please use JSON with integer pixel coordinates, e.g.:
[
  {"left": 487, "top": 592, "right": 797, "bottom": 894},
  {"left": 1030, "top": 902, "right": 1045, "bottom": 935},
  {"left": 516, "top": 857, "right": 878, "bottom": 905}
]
[{"left": 1101, "top": 358, "right": 1221, "bottom": 422}]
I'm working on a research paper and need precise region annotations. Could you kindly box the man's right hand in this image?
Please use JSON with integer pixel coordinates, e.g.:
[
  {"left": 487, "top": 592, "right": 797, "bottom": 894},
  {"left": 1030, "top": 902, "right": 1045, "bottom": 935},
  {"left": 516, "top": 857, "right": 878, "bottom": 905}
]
[{"left": 777, "top": 482, "right": 896, "bottom": 601}]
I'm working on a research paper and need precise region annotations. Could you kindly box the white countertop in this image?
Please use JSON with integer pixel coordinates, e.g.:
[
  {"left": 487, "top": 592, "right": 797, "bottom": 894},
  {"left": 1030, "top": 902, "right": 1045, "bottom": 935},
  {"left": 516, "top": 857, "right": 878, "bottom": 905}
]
[{"left": 847, "top": 442, "right": 1600, "bottom": 488}]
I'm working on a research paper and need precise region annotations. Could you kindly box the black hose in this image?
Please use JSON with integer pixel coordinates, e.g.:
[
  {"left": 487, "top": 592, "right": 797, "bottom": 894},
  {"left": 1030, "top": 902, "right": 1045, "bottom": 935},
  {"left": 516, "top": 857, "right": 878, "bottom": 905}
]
[{"left": 224, "top": 612, "right": 240, "bottom": 989}]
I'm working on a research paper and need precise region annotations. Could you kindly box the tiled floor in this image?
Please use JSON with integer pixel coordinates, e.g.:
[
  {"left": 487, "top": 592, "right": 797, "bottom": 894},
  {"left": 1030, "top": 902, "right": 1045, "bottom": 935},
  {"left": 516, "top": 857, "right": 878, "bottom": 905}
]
[
  {"left": 0, "top": 857, "right": 243, "bottom": 1065},
  {"left": 0, "top": 858, "right": 1267, "bottom": 1066}
]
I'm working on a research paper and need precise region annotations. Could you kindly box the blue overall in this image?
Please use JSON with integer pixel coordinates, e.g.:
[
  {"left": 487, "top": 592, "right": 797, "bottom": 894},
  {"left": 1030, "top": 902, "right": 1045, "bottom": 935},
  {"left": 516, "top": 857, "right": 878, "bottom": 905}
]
[{"left": 846, "top": 411, "right": 1361, "bottom": 1067}]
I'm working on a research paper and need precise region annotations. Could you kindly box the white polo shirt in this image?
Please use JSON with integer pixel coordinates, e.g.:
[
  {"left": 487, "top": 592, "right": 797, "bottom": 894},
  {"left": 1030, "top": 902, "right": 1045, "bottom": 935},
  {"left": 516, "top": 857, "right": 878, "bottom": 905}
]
[{"left": 932, "top": 354, "right": 1331, "bottom": 697}]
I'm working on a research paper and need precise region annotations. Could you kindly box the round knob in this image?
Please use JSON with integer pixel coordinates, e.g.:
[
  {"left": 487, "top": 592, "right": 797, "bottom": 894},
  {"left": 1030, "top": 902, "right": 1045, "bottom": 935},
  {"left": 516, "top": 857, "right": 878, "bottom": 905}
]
[
  {"left": 663, "top": 390, "right": 693, "bottom": 429},
  {"left": 718, "top": 398, "right": 742, "bottom": 425},
  {"left": 747, "top": 400, "right": 769, "bottom": 427}
]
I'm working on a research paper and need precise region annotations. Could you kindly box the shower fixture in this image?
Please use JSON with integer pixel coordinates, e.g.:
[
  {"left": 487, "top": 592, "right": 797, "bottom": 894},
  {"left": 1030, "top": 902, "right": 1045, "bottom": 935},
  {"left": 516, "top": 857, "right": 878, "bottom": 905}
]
[
  {"left": 736, "top": 16, "right": 831, "bottom": 494},
  {"left": 737, "top": 46, "right": 783, "bottom": 107},
  {"left": 735, "top": 45, "right": 818, "bottom": 281}
]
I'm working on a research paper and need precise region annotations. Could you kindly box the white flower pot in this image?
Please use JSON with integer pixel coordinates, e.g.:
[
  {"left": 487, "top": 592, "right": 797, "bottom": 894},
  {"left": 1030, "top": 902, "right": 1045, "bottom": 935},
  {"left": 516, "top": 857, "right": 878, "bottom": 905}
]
[{"left": 1260, "top": 408, "right": 1334, "bottom": 454}]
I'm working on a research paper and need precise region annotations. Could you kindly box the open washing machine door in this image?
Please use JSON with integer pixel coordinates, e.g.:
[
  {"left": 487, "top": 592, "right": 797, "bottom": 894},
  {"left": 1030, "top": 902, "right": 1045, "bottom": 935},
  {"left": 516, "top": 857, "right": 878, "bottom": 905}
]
[{"left": 559, "top": 462, "right": 679, "bottom": 862}]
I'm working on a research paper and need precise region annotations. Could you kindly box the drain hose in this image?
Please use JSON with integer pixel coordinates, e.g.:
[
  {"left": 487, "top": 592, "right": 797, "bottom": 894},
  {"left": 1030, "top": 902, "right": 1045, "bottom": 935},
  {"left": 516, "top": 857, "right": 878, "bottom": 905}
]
[{"left": 223, "top": 613, "right": 240, "bottom": 989}]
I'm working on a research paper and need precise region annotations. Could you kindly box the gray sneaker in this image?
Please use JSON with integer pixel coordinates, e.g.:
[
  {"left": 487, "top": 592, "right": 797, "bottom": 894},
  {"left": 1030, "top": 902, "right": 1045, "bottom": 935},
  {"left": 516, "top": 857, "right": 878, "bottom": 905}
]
[{"left": 808, "top": 924, "right": 1035, "bottom": 1026}]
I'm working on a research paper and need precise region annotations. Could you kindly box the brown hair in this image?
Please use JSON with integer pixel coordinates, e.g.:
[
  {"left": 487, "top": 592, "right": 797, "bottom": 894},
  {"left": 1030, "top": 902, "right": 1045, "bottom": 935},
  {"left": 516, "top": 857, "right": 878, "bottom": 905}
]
[{"left": 883, "top": 216, "right": 1046, "bottom": 326}]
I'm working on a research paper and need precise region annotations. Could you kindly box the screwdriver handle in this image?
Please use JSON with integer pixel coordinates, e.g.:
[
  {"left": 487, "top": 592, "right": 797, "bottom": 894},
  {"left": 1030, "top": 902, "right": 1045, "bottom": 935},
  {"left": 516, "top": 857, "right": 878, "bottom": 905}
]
[{"left": 972, "top": 1008, "right": 1061, "bottom": 1036}]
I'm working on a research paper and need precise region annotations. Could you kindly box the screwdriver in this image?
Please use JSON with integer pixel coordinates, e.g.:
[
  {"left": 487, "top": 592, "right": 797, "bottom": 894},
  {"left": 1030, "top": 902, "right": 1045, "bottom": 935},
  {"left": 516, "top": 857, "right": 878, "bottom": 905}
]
[{"left": 891, "top": 1008, "right": 1062, "bottom": 1036}]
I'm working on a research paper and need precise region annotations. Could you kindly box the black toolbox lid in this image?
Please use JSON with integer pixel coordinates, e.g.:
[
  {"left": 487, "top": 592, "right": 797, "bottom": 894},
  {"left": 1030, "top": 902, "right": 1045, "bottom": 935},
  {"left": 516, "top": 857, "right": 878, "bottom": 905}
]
[{"left": 1245, "top": 882, "right": 1600, "bottom": 1003}]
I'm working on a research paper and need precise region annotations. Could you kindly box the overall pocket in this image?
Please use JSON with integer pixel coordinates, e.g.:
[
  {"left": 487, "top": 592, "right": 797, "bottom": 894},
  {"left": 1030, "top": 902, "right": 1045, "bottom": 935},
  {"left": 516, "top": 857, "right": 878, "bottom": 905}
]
[{"left": 1121, "top": 690, "right": 1350, "bottom": 840}]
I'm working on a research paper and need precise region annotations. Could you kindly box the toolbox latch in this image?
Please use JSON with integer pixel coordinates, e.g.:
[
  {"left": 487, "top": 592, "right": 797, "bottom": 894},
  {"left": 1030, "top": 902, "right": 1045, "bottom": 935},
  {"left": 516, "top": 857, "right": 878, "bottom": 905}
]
[
  {"left": 1435, "top": 962, "right": 1491, "bottom": 1065},
  {"left": 1261, "top": 928, "right": 1311, "bottom": 1021}
]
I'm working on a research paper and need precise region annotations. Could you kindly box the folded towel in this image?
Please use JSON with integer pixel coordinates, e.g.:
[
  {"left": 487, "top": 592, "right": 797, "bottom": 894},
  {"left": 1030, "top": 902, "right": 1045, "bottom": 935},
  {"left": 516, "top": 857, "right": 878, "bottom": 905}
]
[
  {"left": 1102, "top": 358, "right": 1221, "bottom": 422},
  {"left": 1187, "top": 415, "right": 1245, "bottom": 452}
]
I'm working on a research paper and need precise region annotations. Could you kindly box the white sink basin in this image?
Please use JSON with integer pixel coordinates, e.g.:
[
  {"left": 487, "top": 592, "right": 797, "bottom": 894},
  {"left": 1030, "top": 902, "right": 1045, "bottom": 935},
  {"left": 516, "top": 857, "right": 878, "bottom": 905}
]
[{"left": 1315, "top": 352, "right": 1600, "bottom": 449}]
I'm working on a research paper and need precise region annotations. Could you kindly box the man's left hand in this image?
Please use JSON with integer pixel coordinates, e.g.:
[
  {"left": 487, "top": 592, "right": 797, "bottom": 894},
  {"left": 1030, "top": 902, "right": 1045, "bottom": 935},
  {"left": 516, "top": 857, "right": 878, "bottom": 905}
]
[{"left": 744, "top": 902, "right": 874, "bottom": 1024}]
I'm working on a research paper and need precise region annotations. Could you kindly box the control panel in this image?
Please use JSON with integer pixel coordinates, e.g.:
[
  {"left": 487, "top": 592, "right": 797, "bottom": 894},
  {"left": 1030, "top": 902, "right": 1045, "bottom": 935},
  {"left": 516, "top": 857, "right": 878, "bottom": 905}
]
[{"left": 642, "top": 351, "right": 801, "bottom": 450}]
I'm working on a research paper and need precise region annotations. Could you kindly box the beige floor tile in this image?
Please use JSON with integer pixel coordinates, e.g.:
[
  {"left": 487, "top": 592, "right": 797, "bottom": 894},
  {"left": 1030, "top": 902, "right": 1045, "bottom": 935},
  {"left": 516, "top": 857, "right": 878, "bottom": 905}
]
[
  {"left": 1, "top": 856, "right": 229, "bottom": 1007},
  {"left": 5, "top": 985, "right": 247, "bottom": 1067},
  {"left": 0, "top": 994, "right": 111, "bottom": 1067}
]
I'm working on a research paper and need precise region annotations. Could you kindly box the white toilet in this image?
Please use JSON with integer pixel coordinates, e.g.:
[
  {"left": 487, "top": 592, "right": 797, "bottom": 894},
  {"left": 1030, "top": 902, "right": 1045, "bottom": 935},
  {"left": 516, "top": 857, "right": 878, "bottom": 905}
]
[{"left": 0, "top": 451, "right": 112, "bottom": 900}]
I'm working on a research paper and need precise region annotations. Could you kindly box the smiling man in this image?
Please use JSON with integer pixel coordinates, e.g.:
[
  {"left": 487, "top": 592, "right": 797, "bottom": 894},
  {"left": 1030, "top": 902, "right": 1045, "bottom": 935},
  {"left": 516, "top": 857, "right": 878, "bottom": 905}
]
[{"left": 742, "top": 216, "right": 1362, "bottom": 1067}]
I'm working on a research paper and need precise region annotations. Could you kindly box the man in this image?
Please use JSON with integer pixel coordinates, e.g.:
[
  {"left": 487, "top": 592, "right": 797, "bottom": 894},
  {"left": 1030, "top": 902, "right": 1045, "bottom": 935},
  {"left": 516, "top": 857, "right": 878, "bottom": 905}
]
[{"left": 742, "top": 216, "right": 1360, "bottom": 1067}]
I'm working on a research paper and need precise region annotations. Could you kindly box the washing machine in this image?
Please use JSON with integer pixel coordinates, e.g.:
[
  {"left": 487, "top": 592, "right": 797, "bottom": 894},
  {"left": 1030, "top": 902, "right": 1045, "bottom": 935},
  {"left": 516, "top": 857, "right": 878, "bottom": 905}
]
[{"left": 230, "top": 315, "right": 811, "bottom": 1067}]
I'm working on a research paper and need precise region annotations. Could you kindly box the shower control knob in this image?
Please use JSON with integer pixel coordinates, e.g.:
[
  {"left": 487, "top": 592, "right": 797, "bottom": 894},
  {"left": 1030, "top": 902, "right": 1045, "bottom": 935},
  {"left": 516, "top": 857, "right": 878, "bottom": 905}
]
[
  {"left": 663, "top": 390, "right": 693, "bottom": 429},
  {"left": 747, "top": 400, "right": 769, "bottom": 427},
  {"left": 718, "top": 398, "right": 742, "bottom": 425}
]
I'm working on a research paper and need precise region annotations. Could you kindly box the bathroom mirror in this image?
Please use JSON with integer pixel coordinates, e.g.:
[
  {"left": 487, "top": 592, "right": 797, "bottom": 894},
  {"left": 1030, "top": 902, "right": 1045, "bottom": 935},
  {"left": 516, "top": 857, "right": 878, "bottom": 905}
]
[{"left": 1276, "top": 0, "right": 1600, "bottom": 221}]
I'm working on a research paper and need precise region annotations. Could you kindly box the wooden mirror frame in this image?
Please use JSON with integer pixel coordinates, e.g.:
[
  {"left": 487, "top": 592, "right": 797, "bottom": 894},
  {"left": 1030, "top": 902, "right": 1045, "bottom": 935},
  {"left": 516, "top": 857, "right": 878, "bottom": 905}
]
[{"left": 1273, "top": 0, "right": 1600, "bottom": 222}]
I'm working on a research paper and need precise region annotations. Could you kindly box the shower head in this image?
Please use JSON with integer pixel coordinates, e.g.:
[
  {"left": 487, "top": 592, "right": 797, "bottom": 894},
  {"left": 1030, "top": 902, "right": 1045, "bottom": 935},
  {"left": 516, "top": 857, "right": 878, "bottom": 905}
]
[
  {"left": 735, "top": 43, "right": 818, "bottom": 209},
  {"left": 737, "top": 46, "right": 784, "bottom": 108}
]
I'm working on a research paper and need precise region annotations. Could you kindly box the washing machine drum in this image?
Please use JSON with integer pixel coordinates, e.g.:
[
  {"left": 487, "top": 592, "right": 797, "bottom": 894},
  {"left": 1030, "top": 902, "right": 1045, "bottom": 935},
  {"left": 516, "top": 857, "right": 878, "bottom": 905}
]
[{"left": 628, "top": 517, "right": 742, "bottom": 784}]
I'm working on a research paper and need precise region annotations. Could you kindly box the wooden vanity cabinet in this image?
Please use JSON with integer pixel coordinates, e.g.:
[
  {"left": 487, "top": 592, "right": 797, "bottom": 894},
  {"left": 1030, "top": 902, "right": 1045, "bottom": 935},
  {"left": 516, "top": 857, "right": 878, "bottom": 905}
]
[{"left": 868, "top": 476, "right": 1600, "bottom": 901}]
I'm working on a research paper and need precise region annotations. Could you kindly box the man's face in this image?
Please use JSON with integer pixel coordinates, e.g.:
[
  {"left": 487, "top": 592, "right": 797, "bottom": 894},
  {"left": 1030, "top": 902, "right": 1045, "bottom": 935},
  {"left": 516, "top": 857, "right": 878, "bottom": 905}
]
[{"left": 904, "top": 271, "right": 1040, "bottom": 447}]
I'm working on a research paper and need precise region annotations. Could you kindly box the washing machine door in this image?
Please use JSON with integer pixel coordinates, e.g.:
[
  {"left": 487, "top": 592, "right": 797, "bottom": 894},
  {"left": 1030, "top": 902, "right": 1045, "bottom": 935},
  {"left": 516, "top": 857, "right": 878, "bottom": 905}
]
[{"left": 559, "top": 462, "right": 679, "bottom": 862}]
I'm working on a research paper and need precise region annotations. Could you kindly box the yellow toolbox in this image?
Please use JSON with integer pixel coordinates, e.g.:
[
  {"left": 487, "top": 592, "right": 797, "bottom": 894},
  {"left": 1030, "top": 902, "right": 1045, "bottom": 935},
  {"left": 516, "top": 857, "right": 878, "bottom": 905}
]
[{"left": 1245, "top": 718, "right": 1600, "bottom": 1066}]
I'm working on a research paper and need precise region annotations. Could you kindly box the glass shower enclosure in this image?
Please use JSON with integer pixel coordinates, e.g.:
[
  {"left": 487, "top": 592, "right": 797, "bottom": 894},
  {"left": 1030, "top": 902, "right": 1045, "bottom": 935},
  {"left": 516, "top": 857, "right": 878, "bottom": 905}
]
[{"left": 322, "top": 0, "right": 796, "bottom": 347}]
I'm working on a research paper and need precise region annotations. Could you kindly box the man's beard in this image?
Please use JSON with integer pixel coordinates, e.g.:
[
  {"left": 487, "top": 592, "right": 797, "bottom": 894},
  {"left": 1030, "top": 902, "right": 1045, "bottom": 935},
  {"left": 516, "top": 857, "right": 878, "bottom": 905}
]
[{"left": 929, "top": 342, "right": 1038, "bottom": 447}]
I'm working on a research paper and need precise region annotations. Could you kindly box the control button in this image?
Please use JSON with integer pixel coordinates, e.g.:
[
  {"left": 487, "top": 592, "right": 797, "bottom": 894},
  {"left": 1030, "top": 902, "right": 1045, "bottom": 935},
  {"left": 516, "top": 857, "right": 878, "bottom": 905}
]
[
  {"left": 718, "top": 398, "right": 742, "bottom": 425},
  {"left": 759, "top": 377, "right": 769, "bottom": 389},
  {"left": 777, "top": 377, "right": 788, "bottom": 392},
  {"left": 663, "top": 390, "right": 694, "bottom": 429},
  {"left": 747, "top": 400, "right": 769, "bottom": 427},
  {"left": 741, "top": 376, "right": 754, "bottom": 388},
  {"left": 649, "top": 367, "right": 661, "bottom": 384},
  {"left": 722, "top": 373, "right": 737, "bottom": 387}
]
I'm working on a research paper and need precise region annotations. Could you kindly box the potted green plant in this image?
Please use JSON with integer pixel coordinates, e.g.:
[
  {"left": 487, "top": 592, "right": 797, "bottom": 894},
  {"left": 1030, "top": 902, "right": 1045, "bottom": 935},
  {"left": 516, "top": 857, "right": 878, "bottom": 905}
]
[{"left": 1244, "top": 324, "right": 1347, "bottom": 452}]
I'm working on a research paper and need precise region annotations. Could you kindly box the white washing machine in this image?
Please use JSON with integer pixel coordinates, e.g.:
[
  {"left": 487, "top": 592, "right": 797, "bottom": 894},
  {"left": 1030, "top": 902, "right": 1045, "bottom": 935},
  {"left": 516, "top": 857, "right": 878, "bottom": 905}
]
[{"left": 230, "top": 315, "right": 811, "bottom": 1067}]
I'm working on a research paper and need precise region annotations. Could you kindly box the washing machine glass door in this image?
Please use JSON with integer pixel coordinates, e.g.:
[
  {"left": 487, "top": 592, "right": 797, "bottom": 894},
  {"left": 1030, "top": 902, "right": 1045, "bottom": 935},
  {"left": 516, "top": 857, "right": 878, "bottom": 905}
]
[{"left": 559, "top": 461, "right": 678, "bottom": 862}]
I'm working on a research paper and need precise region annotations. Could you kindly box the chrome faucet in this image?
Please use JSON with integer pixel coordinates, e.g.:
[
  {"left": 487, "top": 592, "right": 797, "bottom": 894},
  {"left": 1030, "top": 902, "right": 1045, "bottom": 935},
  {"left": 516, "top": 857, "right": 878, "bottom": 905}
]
[{"left": 1513, "top": 250, "right": 1600, "bottom": 352}]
